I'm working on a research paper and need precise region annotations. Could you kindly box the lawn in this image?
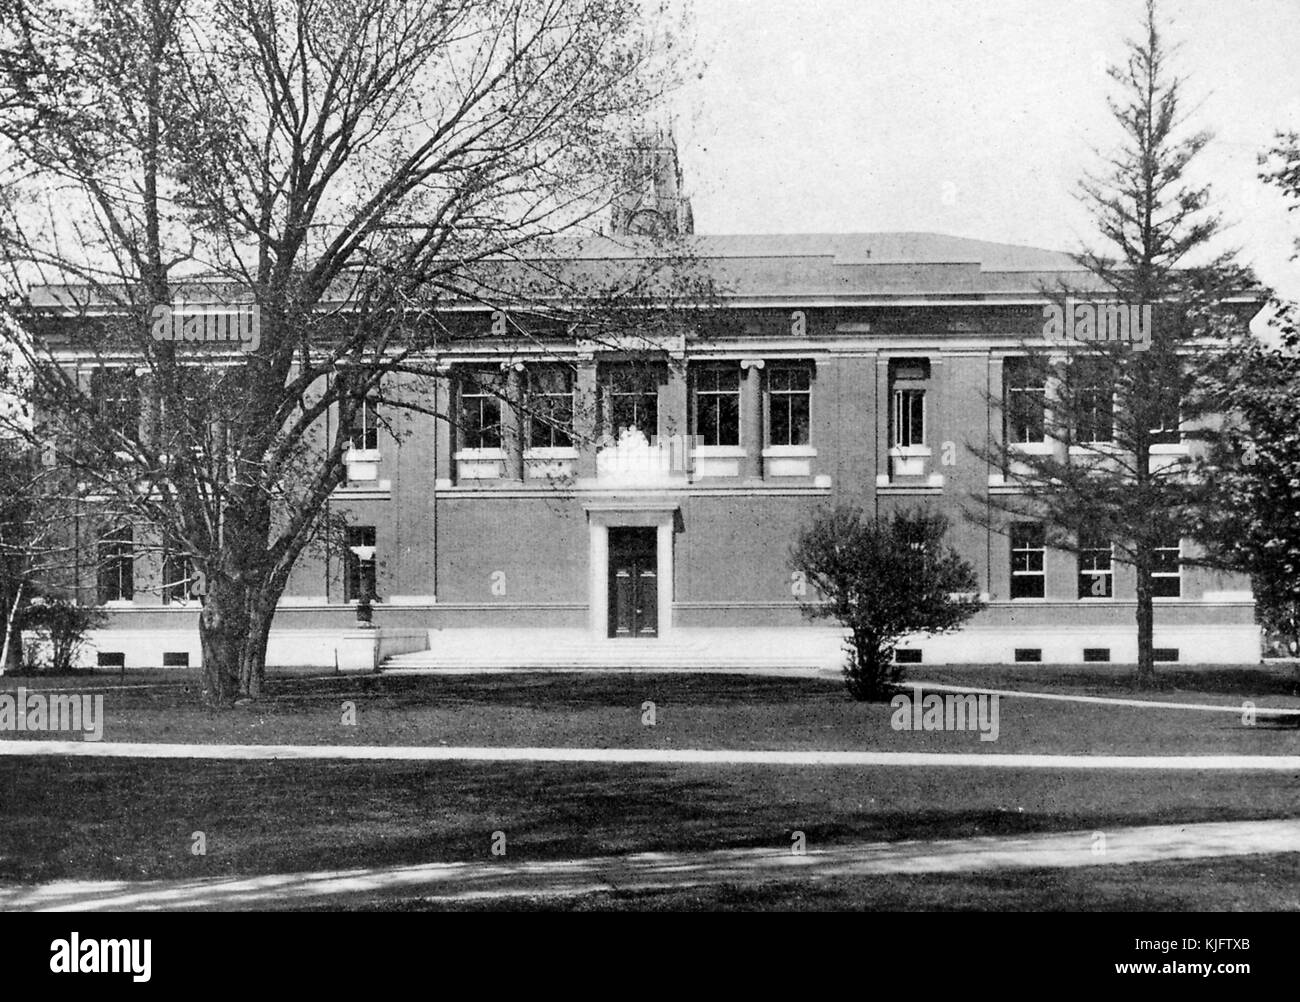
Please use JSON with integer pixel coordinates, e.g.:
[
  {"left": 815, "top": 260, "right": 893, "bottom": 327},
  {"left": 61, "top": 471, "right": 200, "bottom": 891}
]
[
  {"left": 1, "top": 668, "right": 1297, "bottom": 755},
  {"left": 1, "top": 756, "right": 1299, "bottom": 886},
  {"left": 3, "top": 666, "right": 1298, "bottom": 906},
  {"left": 324, "top": 854, "right": 1300, "bottom": 911}
]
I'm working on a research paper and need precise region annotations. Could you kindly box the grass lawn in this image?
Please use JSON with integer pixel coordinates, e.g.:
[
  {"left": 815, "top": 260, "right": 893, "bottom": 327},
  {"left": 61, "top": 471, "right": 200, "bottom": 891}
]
[
  {"left": 324, "top": 854, "right": 1300, "bottom": 911},
  {"left": 1, "top": 756, "right": 1298, "bottom": 885},
  {"left": 1, "top": 668, "right": 1297, "bottom": 755},
  {"left": 3, "top": 666, "right": 1298, "bottom": 906}
]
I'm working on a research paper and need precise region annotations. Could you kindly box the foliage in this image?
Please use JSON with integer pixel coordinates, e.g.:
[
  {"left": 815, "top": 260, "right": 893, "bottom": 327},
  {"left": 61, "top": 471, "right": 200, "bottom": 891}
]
[
  {"left": 971, "top": 0, "right": 1255, "bottom": 686},
  {"left": 20, "top": 595, "right": 106, "bottom": 674},
  {"left": 791, "top": 506, "right": 983, "bottom": 701}
]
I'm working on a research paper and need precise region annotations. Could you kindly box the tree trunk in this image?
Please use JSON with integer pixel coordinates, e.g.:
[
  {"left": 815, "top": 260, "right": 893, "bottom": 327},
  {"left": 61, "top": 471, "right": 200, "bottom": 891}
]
[
  {"left": 0, "top": 580, "right": 24, "bottom": 674},
  {"left": 199, "top": 578, "right": 249, "bottom": 707},
  {"left": 1134, "top": 548, "right": 1156, "bottom": 688},
  {"left": 237, "top": 593, "right": 277, "bottom": 700}
]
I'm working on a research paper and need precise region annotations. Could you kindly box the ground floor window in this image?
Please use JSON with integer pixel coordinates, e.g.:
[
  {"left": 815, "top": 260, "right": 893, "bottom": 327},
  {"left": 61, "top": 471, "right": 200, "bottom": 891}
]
[
  {"left": 1010, "top": 522, "right": 1045, "bottom": 599},
  {"left": 345, "top": 526, "right": 377, "bottom": 601},
  {"left": 1077, "top": 532, "right": 1113, "bottom": 598},
  {"left": 1152, "top": 536, "right": 1182, "bottom": 597},
  {"left": 162, "top": 550, "right": 197, "bottom": 604}
]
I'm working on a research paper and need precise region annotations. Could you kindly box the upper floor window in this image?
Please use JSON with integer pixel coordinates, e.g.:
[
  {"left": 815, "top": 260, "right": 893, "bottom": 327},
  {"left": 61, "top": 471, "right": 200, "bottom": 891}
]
[
  {"left": 891, "top": 388, "right": 925, "bottom": 448},
  {"left": 459, "top": 370, "right": 503, "bottom": 450},
  {"left": 1005, "top": 357, "right": 1047, "bottom": 444},
  {"left": 346, "top": 395, "right": 379, "bottom": 451},
  {"left": 1010, "top": 522, "right": 1046, "bottom": 599},
  {"left": 888, "top": 358, "right": 930, "bottom": 451},
  {"left": 91, "top": 368, "right": 140, "bottom": 441},
  {"left": 693, "top": 366, "right": 740, "bottom": 447},
  {"left": 1152, "top": 535, "right": 1182, "bottom": 597},
  {"left": 1072, "top": 360, "right": 1114, "bottom": 444},
  {"left": 768, "top": 366, "right": 811, "bottom": 446},
  {"left": 97, "top": 526, "right": 134, "bottom": 603},
  {"left": 600, "top": 365, "right": 659, "bottom": 440},
  {"left": 528, "top": 367, "right": 574, "bottom": 449},
  {"left": 344, "top": 525, "right": 377, "bottom": 602},
  {"left": 1149, "top": 387, "right": 1182, "bottom": 447},
  {"left": 1077, "top": 531, "right": 1113, "bottom": 598}
]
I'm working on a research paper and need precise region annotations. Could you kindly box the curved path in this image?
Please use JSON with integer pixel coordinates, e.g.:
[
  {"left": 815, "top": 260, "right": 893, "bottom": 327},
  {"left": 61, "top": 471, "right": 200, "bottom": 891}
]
[{"left": 3, "top": 818, "right": 1297, "bottom": 911}]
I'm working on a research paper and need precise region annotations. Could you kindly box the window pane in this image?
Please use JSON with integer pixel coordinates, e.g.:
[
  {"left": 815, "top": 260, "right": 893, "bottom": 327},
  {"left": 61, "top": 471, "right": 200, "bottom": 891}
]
[
  {"left": 1010, "top": 522, "right": 1045, "bottom": 599},
  {"left": 459, "top": 371, "right": 502, "bottom": 450},
  {"left": 345, "top": 526, "right": 377, "bottom": 602},
  {"left": 1077, "top": 532, "right": 1113, "bottom": 598},
  {"left": 1005, "top": 358, "right": 1046, "bottom": 444},
  {"left": 694, "top": 367, "right": 740, "bottom": 446},
  {"left": 529, "top": 368, "right": 574, "bottom": 449},
  {"left": 768, "top": 366, "right": 811, "bottom": 446},
  {"left": 97, "top": 527, "right": 134, "bottom": 603}
]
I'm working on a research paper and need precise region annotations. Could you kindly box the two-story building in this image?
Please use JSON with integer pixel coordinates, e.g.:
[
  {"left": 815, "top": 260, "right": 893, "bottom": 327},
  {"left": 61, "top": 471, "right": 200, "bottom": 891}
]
[{"left": 29, "top": 141, "right": 1263, "bottom": 669}]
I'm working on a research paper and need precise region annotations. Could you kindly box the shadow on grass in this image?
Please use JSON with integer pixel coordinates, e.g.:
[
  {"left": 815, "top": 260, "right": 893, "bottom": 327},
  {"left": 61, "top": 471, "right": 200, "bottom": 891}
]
[{"left": 3, "top": 757, "right": 1298, "bottom": 885}]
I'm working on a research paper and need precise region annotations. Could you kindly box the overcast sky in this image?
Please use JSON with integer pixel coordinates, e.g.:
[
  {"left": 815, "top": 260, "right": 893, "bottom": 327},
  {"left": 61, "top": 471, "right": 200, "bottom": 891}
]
[{"left": 673, "top": 0, "right": 1300, "bottom": 298}]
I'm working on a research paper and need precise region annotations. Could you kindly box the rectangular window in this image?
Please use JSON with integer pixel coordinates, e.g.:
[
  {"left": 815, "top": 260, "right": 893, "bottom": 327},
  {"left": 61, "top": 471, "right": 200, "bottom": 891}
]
[
  {"left": 346, "top": 396, "right": 379, "bottom": 451},
  {"left": 1083, "top": 648, "right": 1111, "bottom": 663},
  {"left": 1005, "top": 357, "right": 1046, "bottom": 444},
  {"left": 1014, "top": 648, "right": 1043, "bottom": 663},
  {"left": 91, "top": 368, "right": 140, "bottom": 440},
  {"left": 1150, "top": 387, "right": 1182, "bottom": 446},
  {"left": 97, "top": 526, "right": 134, "bottom": 603},
  {"left": 344, "top": 526, "right": 377, "bottom": 602},
  {"left": 891, "top": 388, "right": 925, "bottom": 448},
  {"left": 459, "top": 370, "right": 503, "bottom": 450},
  {"left": 1077, "top": 532, "right": 1113, "bottom": 598},
  {"left": 1152, "top": 535, "right": 1182, "bottom": 597},
  {"left": 601, "top": 366, "right": 659, "bottom": 440},
  {"left": 1010, "top": 522, "right": 1046, "bottom": 599},
  {"left": 1072, "top": 360, "right": 1114, "bottom": 444},
  {"left": 528, "top": 367, "right": 574, "bottom": 449},
  {"left": 693, "top": 366, "right": 740, "bottom": 447},
  {"left": 162, "top": 550, "right": 196, "bottom": 605},
  {"left": 768, "top": 366, "right": 811, "bottom": 446}
]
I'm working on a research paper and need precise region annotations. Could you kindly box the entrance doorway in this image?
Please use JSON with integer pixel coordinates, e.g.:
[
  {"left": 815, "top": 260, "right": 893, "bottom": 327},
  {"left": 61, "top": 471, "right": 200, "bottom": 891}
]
[{"left": 608, "top": 527, "right": 658, "bottom": 638}]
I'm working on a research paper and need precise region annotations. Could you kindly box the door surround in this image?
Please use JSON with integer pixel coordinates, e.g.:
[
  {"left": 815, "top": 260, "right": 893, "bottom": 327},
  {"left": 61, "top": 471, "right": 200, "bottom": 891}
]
[{"left": 584, "top": 500, "right": 678, "bottom": 639}]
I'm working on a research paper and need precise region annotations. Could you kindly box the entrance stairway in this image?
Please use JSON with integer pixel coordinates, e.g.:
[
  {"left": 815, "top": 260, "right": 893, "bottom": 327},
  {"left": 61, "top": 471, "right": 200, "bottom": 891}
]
[{"left": 381, "top": 628, "right": 847, "bottom": 673}]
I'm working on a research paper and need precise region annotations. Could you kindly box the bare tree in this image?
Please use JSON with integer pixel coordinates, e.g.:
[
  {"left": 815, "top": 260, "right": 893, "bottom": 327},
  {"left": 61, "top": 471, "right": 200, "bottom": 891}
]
[{"left": 0, "top": 0, "right": 708, "bottom": 705}]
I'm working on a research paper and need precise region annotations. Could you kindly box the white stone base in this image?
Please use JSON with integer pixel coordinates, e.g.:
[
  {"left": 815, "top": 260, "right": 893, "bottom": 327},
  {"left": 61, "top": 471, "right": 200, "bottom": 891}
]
[
  {"left": 892, "top": 624, "right": 1262, "bottom": 665},
  {"left": 23, "top": 627, "right": 430, "bottom": 671}
]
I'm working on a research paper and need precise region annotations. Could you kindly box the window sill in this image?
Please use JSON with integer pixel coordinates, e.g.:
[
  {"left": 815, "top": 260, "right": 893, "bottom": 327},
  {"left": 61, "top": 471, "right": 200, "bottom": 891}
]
[
  {"left": 345, "top": 448, "right": 381, "bottom": 463},
  {"left": 1150, "top": 443, "right": 1188, "bottom": 454},
  {"left": 1009, "top": 441, "right": 1054, "bottom": 455},
  {"left": 762, "top": 445, "right": 816, "bottom": 458},
  {"left": 454, "top": 449, "right": 506, "bottom": 461},
  {"left": 524, "top": 447, "right": 578, "bottom": 460},
  {"left": 888, "top": 445, "right": 931, "bottom": 458},
  {"left": 693, "top": 445, "right": 746, "bottom": 458}
]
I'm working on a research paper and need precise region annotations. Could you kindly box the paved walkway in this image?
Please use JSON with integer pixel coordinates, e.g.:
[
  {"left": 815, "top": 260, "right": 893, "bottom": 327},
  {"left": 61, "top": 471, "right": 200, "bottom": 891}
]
[
  {"left": 4, "top": 818, "right": 1297, "bottom": 911},
  {"left": 2, "top": 738, "right": 1299, "bottom": 769}
]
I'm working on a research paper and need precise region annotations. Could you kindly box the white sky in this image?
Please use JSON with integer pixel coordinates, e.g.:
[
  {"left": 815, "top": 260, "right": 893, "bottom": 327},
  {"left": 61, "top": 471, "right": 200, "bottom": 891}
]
[{"left": 673, "top": 0, "right": 1300, "bottom": 298}]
